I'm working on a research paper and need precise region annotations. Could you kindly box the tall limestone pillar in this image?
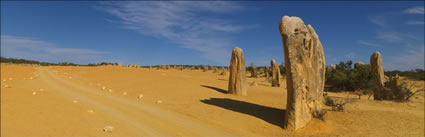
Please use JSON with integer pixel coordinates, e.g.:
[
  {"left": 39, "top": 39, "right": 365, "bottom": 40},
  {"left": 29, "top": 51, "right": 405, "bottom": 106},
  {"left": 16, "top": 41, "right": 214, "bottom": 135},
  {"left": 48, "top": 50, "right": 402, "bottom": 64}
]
[
  {"left": 279, "top": 16, "right": 326, "bottom": 130},
  {"left": 370, "top": 51, "right": 389, "bottom": 100},
  {"left": 228, "top": 47, "right": 247, "bottom": 96}
]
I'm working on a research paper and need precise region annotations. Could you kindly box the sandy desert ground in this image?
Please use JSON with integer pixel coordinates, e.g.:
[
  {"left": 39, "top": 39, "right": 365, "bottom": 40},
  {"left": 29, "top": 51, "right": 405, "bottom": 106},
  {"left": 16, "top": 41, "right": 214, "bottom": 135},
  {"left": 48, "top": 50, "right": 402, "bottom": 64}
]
[{"left": 1, "top": 64, "right": 424, "bottom": 137}]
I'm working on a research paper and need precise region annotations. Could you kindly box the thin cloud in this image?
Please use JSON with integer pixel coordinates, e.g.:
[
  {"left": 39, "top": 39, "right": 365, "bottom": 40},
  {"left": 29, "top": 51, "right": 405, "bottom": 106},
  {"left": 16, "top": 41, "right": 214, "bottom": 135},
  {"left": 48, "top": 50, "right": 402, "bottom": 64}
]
[
  {"left": 358, "top": 40, "right": 380, "bottom": 47},
  {"left": 0, "top": 35, "right": 107, "bottom": 64},
  {"left": 403, "top": 6, "right": 425, "bottom": 14},
  {"left": 344, "top": 52, "right": 358, "bottom": 60},
  {"left": 377, "top": 31, "right": 404, "bottom": 43},
  {"left": 96, "top": 1, "right": 251, "bottom": 64},
  {"left": 385, "top": 45, "right": 424, "bottom": 71},
  {"left": 407, "top": 21, "right": 425, "bottom": 25},
  {"left": 368, "top": 15, "right": 390, "bottom": 28}
]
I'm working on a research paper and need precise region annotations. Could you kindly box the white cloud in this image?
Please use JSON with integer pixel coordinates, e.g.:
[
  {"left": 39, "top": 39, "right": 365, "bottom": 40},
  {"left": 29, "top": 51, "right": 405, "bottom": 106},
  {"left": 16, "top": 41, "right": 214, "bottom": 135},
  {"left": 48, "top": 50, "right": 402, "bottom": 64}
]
[
  {"left": 1, "top": 35, "right": 107, "bottom": 64},
  {"left": 96, "top": 1, "right": 251, "bottom": 64},
  {"left": 358, "top": 40, "right": 380, "bottom": 47},
  {"left": 404, "top": 6, "right": 425, "bottom": 14},
  {"left": 407, "top": 21, "right": 425, "bottom": 25}
]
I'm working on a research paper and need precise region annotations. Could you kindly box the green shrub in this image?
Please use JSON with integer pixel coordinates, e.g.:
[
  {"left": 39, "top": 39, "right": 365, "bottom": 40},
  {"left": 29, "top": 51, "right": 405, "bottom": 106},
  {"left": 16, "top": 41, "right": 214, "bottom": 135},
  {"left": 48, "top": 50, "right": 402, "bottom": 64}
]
[{"left": 325, "top": 60, "right": 373, "bottom": 92}]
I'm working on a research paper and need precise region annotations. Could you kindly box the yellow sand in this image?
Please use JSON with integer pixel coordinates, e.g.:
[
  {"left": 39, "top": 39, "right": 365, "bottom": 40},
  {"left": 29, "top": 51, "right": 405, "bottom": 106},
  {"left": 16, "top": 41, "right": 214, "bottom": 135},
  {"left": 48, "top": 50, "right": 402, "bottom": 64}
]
[{"left": 1, "top": 64, "right": 424, "bottom": 137}]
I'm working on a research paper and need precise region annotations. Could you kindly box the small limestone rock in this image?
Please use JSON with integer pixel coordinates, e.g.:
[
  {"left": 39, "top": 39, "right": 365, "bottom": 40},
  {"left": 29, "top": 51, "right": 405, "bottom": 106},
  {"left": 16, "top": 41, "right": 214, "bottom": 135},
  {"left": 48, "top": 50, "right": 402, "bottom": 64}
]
[
  {"left": 250, "top": 65, "right": 258, "bottom": 77},
  {"left": 108, "top": 89, "right": 113, "bottom": 93},
  {"left": 265, "top": 66, "right": 270, "bottom": 82},
  {"left": 250, "top": 81, "right": 258, "bottom": 86},
  {"left": 4, "top": 84, "right": 10, "bottom": 88},
  {"left": 39, "top": 89, "right": 44, "bottom": 92},
  {"left": 123, "top": 92, "right": 127, "bottom": 95},
  {"left": 228, "top": 47, "right": 248, "bottom": 96},
  {"left": 87, "top": 109, "right": 94, "bottom": 113},
  {"left": 32, "top": 92, "right": 37, "bottom": 96},
  {"left": 270, "top": 59, "right": 281, "bottom": 87},
  {"left": 8, "top": 78, "right": 13, "bottom": 81},
  {"left": 326, "top": 64, "right": 336, "bottom": 72},
  {"left": 101, "top": 86, "right": 106, "bottom": 91},
  {"left": 73, "top": 100, "right": 78, "bottom": 103},
  {"left": 69, "top": 76, "right": 72, "bottom": 79},
  {"left": 2, "top": 79, "right": 6, "bottom": 82},
  {"left": 103, "top": 126, "right": 113, "bottom": 133},
  {"left": 156, "top": 100, "right": 163, "bottom": 104},
  {"left": 138, "top": 94, "right": 144, "bottom": 99},
  {"left": 220, "top": 67, "right": 227, "bottom": 75},
  {"left": 354, "top": 61, "right": 364, "bottom": 69}
]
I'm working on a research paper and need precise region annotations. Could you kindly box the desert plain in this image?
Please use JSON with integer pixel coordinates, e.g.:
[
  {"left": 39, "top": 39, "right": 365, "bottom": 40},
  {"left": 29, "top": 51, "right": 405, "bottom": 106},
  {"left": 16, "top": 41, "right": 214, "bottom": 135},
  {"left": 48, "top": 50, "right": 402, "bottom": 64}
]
[{"left": 1, "top": 63, "right": 424, "bottom": 137}]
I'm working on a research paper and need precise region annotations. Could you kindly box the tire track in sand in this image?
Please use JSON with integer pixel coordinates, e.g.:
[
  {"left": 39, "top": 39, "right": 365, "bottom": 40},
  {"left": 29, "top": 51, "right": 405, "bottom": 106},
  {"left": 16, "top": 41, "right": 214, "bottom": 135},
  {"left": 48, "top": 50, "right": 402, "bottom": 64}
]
[{"left": 38, "top": 67, "right": 234, "bottom": 137}]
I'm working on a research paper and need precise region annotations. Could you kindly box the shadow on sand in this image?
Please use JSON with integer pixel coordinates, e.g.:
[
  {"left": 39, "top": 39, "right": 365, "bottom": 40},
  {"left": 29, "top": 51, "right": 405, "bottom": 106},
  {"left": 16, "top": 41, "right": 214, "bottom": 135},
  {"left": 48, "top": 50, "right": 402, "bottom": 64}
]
[
  {"left": 200, "top": 98, "right": 285, "bottom": 128},
  {"left": 201, "top": 85, "right": 228, "bottom": 94}
]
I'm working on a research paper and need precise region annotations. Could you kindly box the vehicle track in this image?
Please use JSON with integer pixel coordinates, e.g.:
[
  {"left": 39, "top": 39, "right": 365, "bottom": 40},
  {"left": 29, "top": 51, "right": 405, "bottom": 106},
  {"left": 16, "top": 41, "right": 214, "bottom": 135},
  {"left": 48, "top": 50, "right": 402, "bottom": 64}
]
[{"left": 39, "top": 67, "right": 234, "bottom": 137}]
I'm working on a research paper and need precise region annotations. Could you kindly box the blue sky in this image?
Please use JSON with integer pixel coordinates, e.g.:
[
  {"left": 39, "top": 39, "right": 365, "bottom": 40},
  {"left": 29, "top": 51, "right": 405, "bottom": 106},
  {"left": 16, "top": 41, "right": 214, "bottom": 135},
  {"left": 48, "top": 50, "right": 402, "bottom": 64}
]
[{"left": 1, "top": 1, "right": 424, "bottom": 70}]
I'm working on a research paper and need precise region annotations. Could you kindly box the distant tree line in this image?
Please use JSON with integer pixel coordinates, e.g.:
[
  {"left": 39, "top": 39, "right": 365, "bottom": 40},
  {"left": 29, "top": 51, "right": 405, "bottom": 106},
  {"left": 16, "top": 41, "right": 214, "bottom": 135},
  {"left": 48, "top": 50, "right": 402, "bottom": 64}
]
[
  {"left": 1, "top": 57, "right": 118, "bottom": 66},
  {"left": 87, "top": 62, "right": 118, "bottom": 66}
]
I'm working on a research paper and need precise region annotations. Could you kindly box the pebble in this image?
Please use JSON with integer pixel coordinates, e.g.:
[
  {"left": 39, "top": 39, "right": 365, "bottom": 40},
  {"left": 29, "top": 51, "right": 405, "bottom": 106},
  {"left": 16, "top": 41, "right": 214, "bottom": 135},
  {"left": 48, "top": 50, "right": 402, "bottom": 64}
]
[
  {"left": 73, "top": 100, "right": 78, "bottom": 103},
  {"left": 87, "top": 110, "right": 94, "bottom": 113},
  {"left": 122, "top": 92, "right": 127, "bottom": 95},
  {"left": 156, "top": 100, "right": 163, "bottom": 104},
  {"left": 138, "top": 94, "right": 144, "bottom": 99},
  {"left": 101, "top": 86, "right": 106, "bottom": 91},
  {"left": 32, "top": 92, "right": 37, "bottom": 96},
  {"left": 8, "top": 78, "right": 13, "bottom": 81},
  {"left": 103, "top": 126, "right": 113, "bottom": 133},
  {"left": 4, "top": 84, "right": 10, "bottom": 88},
  {"left": 108, "top": 89, "right": 113, "bottom": 93}
]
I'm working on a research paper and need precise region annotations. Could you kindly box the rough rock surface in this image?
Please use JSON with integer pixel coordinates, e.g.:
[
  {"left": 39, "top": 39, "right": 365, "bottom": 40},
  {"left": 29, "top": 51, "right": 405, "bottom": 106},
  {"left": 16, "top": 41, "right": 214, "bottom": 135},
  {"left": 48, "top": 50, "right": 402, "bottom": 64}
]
[
  {"left": 270, "top": 59, "right": 281, "bottom": 87},
  {"left": 228, "top": 47, "right": 247, "bottom": 96},
  {"left": 370, "top": 51, "right": 389, "bottom": 100},
  {"left": 279, "top": 16, "right": 326, "bottom": 130}
]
